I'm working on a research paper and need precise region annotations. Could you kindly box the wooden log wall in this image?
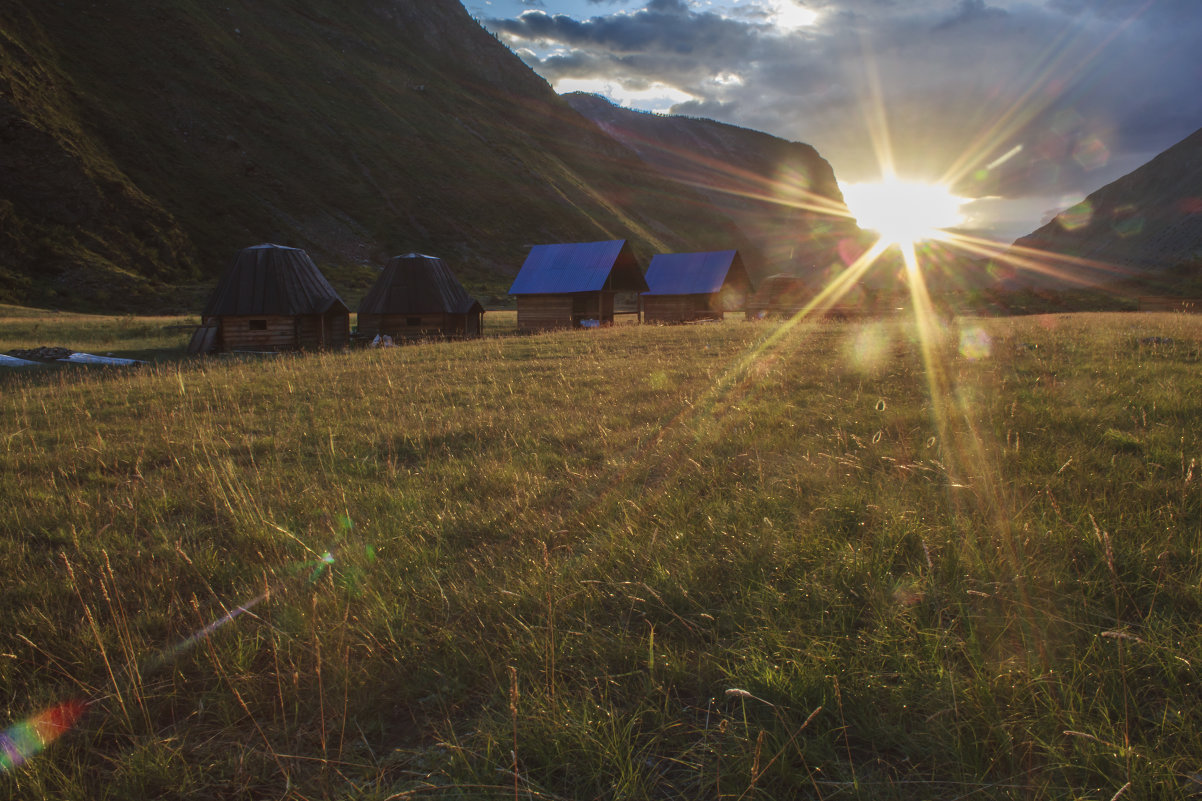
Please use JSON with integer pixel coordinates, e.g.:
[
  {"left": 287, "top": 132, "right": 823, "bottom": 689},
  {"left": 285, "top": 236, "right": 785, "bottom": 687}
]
[
  {"left": 644, "top": 294, "right": 722, "bottom": 324},
  {"left": 1138, "top": 297, "right": 1202, "bottom": 313},
  {"left": 517, "top": 295, "right": 575, "bottom": 329},
  {"left": 324, "top": 313, "right": 350, "bottom": 348},
  {"left": 296, "top": 313, "right": 349, "bottom": 349},
  {"left": 358, "top": 313, "right": 480, "bottom": 339},
  {"left": 218, "top": 315, "right": 298, "bottom": 352},
  {"left": 217, "top": 313, "right": 348, "bottom": 351}
]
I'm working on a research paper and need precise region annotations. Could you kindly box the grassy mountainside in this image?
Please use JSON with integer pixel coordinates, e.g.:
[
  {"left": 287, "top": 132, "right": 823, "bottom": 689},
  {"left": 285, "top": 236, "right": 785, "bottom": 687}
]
[
  {"left": 1013, "top": 126, "right": 1202, "bottom": 282},
  {"left": 0, "top": 0, "right": 757, "bottom": 310},
  {"left": 565, "top": 92, "right": 867, "bottom": 282},
  {"left": 0, "top": 14, "right": 197, "bottom": 308},
  {"left": 3, "top": 311, "right": 1202, "bottom": 798}
]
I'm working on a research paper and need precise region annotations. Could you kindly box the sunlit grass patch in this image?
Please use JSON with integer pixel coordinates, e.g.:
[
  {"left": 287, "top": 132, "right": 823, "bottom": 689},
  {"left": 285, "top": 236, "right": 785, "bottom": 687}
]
[{"left": 2, "top": 311, "right": 1202, "bottom": 798}]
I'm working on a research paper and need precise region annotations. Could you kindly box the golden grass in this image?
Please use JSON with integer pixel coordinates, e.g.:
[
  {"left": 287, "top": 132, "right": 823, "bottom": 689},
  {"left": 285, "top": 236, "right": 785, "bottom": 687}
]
[{"left": 2, "top": 311, "right": 1201, "bottom": 799}]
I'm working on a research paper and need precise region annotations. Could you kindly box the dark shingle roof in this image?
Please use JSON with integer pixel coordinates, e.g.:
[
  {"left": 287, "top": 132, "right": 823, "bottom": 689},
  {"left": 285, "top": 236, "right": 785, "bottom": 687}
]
[
  {"left": 203, "top": 244, "right": 348, "bottom": 317},
  {"left": 643, "top": 250, "right": 751, "bottom": 296},
  {"left": 358, "top": 254, "right": 483, "bottom": 316},
  {"left": 508, "top": 240, "right": 648, "bottom": 295}
]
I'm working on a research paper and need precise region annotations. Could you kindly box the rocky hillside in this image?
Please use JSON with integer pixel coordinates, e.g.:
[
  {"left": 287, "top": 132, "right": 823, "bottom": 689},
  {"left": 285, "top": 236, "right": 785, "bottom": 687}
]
[
  {"left": 1013, "top": 126, "right": 1202, "bottom": 285},
  {"left": 0, "top": 0, "right": 768, "bottom": 310},
  {"left": 564, "top": 92, "right": 864, "bottom": 282}
]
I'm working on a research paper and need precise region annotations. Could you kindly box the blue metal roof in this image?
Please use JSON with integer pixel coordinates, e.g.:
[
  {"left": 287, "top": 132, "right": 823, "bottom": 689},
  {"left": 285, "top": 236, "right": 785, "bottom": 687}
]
[
  {"left": 643, "top": 250, "right": 748, "bottom": 296},
  {"left": 508, "top": 240, "right": 647, "bottom": 294}
]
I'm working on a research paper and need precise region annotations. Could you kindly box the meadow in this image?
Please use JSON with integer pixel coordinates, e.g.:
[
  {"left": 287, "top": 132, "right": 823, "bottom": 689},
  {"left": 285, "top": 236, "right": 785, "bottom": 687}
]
[{"left": 2, "top": 309, "right": 1201, "bottom": 800}]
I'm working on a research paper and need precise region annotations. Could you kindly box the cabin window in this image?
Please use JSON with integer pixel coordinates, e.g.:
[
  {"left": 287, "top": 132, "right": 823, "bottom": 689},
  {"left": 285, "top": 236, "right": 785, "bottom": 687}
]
[
  {"left": 249, "top": 319, "right": 268, "bottom": 331},
  {"left": 406, "top": 317, "right": 422, "bottom": 327}
]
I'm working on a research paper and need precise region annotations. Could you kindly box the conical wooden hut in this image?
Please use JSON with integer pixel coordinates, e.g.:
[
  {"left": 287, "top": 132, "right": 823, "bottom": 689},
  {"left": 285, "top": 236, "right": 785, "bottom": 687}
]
[
  {"left": 357, "top": 253, "right": 484, "bottom": 339},
  {"left": 198, "top": 244, "right": 350, "bottom": 352}
]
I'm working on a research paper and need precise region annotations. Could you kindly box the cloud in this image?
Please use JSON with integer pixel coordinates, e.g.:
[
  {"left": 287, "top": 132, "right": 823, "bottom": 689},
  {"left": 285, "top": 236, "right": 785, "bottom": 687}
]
[
  {"left": 933, "top": 0, "right": 1008, "bottom": 30},
  {"left": 483, "top": 0, "right": 1202, "bottom": 236}
]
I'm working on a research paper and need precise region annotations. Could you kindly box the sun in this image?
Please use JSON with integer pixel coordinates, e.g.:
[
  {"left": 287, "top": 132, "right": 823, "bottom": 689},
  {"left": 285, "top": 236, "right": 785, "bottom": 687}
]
[
  {"left": 767, "top": 1, "right": 818, "bottom": 30},
  {"left": 840, "top": 178, "right": 966, "bottom": 246}
]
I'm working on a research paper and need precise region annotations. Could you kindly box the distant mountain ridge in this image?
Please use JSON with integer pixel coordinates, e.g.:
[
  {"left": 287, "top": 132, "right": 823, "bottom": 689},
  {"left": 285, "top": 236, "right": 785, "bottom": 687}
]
[
  {"left": 564, "top": 92, "right": 862, "bottom": 282},
  {"left": 1013, "top": 126, "right": 1202, "bottom": 282},
  {"left": 3, "top": 0, "right": 807, "bottom": 310}
]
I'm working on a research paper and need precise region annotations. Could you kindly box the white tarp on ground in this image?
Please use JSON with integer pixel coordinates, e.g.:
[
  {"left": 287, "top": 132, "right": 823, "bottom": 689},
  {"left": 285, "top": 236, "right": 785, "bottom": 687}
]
[
  {"left": 57, "top": 352, "right": 147, "bottom": 366},
  {"left": 0, "top": 354, "right": 40, "bottom": 367}
]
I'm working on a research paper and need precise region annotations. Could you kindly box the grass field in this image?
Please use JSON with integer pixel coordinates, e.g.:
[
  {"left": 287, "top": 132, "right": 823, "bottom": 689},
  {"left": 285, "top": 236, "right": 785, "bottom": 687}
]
[{"left": 2, "top": 309, "right": 1202, "bottom": 799}]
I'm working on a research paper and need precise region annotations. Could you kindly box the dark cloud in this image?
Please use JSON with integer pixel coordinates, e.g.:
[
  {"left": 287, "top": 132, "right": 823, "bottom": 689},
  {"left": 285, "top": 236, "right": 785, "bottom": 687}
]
[
  {"left": 1048, "top": 0, "right": 1200, "bottom": 23},
  {"left": 933, "top": 0, "right": 1008, "bottom": 30},
  {"left": 489, "top": 5, "right": 756, "bottom": 54},
  {"left": 645, "top": 0, "right": 690, "bottom": 12},
  {"left": 484, "top": 0, "right": 1202, "bottom": 236}
]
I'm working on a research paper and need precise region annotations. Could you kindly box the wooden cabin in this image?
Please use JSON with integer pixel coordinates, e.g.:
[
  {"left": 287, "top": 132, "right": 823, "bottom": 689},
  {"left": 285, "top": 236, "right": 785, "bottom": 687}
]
[
  {"left": 357, "top": 253, "right": 484, "bottom": 339},
  {"left": 744, "top": 272, "right": 875, "bottom": 320},
  {"left": 745, "top": 273, "right": 813, "bottom": 319},
  {"left": 642, "top": 250, "right": 752, "bottom": 324},
  {"left": 508, "top": 240, "right": 648, "bottom": 330},
  {"left": 197, "top": 244, "right": 350, "bottom": 353},
  {"left": 1138, "top": 297, "right": 1202, "bottom": 313}
]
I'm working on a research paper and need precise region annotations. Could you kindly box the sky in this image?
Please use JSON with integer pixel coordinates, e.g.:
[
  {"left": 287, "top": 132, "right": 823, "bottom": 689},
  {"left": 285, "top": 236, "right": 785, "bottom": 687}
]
[{"left": 467, "top": 0, "right": 1202, "bottom": 242}]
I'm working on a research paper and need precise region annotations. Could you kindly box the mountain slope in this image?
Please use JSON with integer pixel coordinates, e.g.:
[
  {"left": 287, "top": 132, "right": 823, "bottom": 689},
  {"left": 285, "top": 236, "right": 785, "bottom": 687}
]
[
  {"left": 0, "top": 11, "right": 196, "bottom": 307},
  {"left": 0, "top": 0, "right": 759, "bottom": 310},
  {"left": 1013, "top": 126, "right": 1202, "bottom": 281},
  {"left": 564, "top": 92, "right": 864, "bottom": 281}
]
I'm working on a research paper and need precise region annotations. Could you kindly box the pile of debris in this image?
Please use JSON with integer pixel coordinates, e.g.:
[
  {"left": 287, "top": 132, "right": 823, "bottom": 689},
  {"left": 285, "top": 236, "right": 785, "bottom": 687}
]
[
  {"left": 3, "top": 346, "right": 147, "bottom": 368},
  {"left": 8, "top": 346, "right": 74, "bottom": 362}
]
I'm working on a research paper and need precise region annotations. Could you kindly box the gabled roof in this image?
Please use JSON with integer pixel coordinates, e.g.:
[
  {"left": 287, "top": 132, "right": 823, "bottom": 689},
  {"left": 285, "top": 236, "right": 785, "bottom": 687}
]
[
  {"left": 358, "top": 254, "right": 483, "bottom": 316},
  {"left": 747, "top": 273, "right": 813, "bottom": 310},
  {"left": 643, "top": 250, "right": 751, "bottom": 296},
  {"left": 508, "top": 239, "right": 648, "bottom": 295},
  {"left": 752, "top": 273, "right": 810, "bottom": 299},
  {"left": 203, "top": 244, "right": 349, "bottom": 316}
]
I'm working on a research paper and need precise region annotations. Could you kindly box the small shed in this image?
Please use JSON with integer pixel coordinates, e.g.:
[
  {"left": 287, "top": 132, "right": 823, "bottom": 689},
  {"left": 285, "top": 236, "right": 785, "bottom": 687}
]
[
  {"left": 200, "top": 244, "right": 350, "bottom": 352},
  {"left": 642, "top": 250, "right": 752, "bottom": 323},
  {"left": 745, "top": 273, "right": 813, "bottom": 319},
  {"left": 508, "top": 240, "right": 648, "bottom": 330},
  {"left": 1138, "top": 297, "right": 1202, "bottom": 313},
  {"left": 358, "top": 253, "right": 484, "bottom": 339}
]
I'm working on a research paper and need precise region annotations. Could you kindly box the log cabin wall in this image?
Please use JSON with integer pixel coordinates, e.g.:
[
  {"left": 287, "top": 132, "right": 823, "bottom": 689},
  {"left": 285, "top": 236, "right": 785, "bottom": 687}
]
[
  {"left": 218, "top": 315, "right": 298, "bottom": 351},
  {"left": 599, "top": 291, "right": 615, "bottom": 323},
  {"left": 323, "top": 312, "right": 350, "bottom": 348},
  {"left": 1138, "top": 297, "right": 1202, "bottom": 313},
  {"left": 518, "top": 292, "right": 618, "bottom": 329},
  {"left": 292, "top": 312, "right": 349, "bottom": 349},
  {"left": 571, "top": 291, "right": 615, "bottom": 324},
  {"left": 297, "top": 315, "right": 322, "bottom": 349},
  {"left": 517, "top": 295, "right": 575, "bottom": 329},
  {"left": 359, "top": 313, "right": 467, "bottom": 338},
  {"left": 644, "top": 294, "right": 722, "bottom": 323}
]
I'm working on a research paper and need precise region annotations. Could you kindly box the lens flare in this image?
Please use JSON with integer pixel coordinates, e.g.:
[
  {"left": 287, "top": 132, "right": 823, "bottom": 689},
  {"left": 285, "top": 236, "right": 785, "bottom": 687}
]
[
  {"left": 1057, "top": 200, "right": 1093, "bottom": 231},
  {"left": 147, "top": 592, "right": 270, "bottom": 672},
  {"left": 959, "top": 326, "right": 993, "bottom": 361},
  {"left": 2, "top": 522, "right": 381, "bottom": 776},
  {"left": 0, "top": 700, "right": 88, "bottom": 773},
  {"left": 1112, "top": 204, "right": 1144, "bottom": 238},
  {"left": 841, "top": 179, "right": 966, "bottom": 246},
  {"left": 845, "top": 323, "right": 889, "bottom": 375},
  {"left": 1072, "top": 136, "right": 1110, "bottom": 171}
]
